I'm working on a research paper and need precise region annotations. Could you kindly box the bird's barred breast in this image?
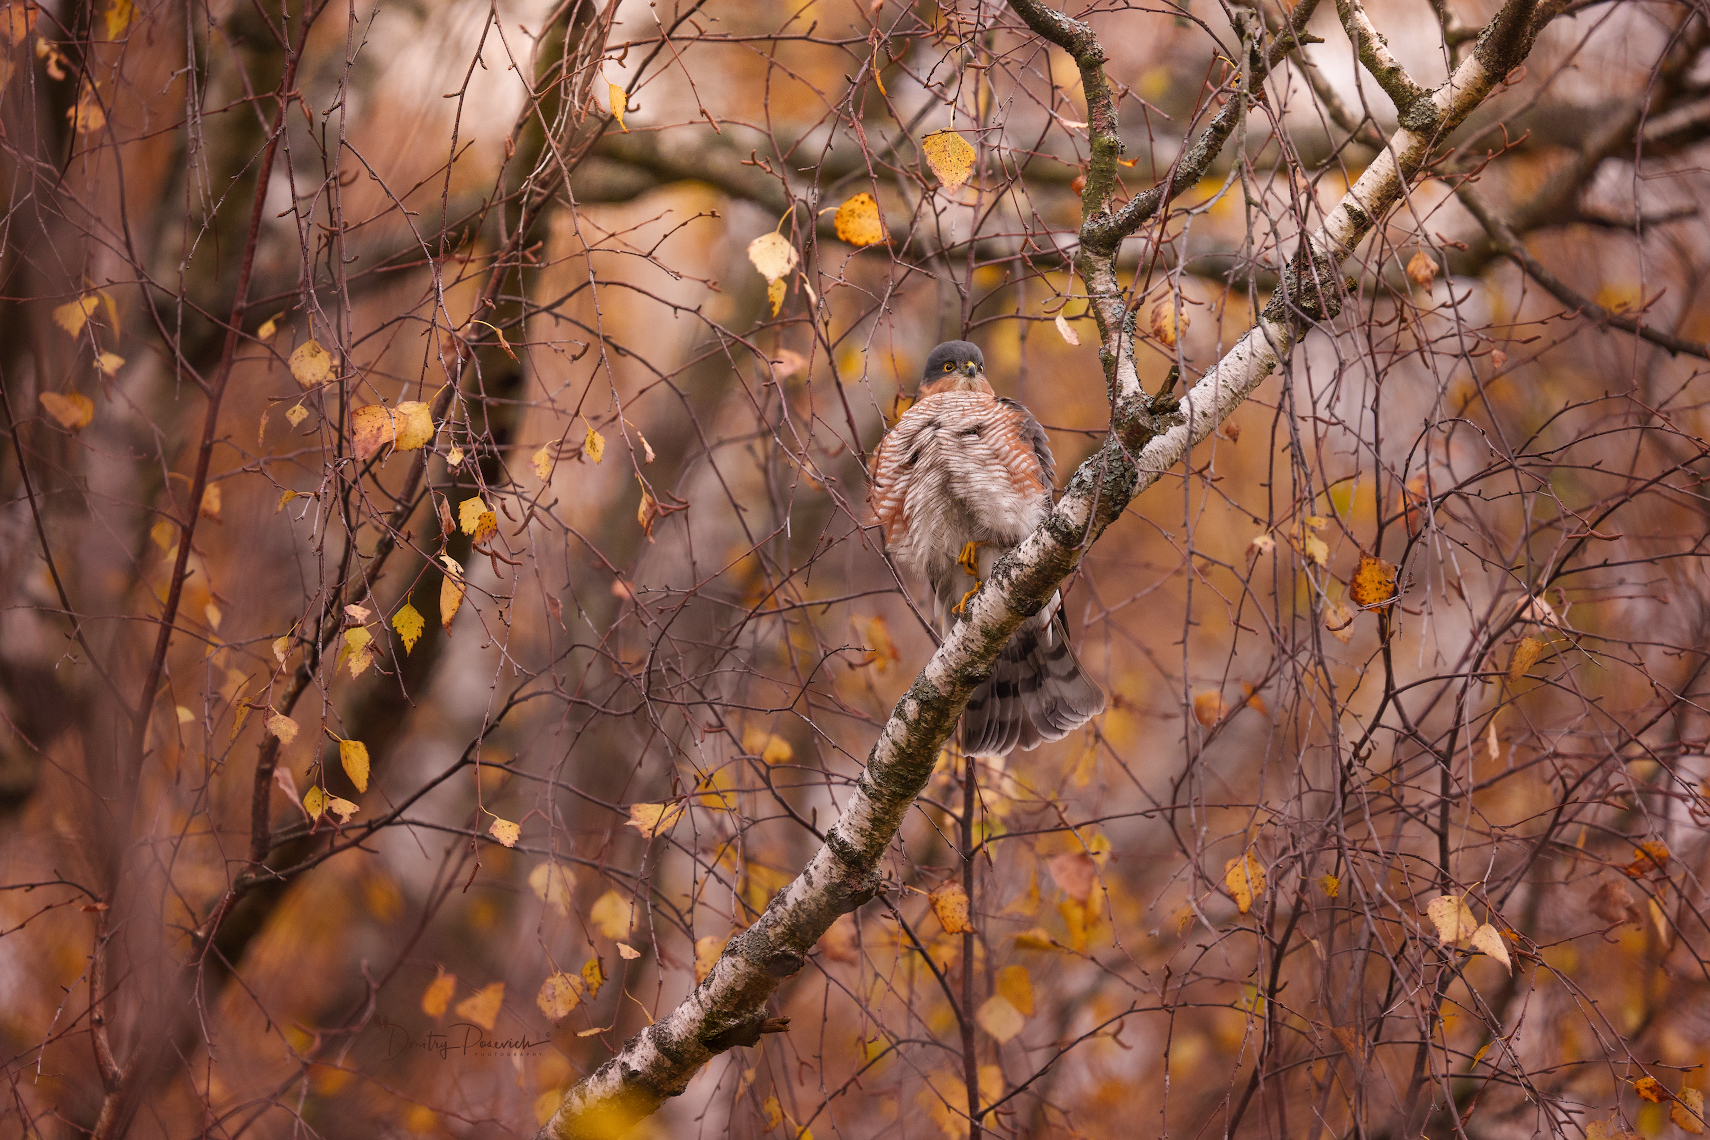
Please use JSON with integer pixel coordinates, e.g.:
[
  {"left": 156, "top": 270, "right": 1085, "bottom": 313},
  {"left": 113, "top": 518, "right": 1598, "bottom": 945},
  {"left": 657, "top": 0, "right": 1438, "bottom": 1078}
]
[{"left": 870, "top": 391, "right": 1051, "bottom": 576}]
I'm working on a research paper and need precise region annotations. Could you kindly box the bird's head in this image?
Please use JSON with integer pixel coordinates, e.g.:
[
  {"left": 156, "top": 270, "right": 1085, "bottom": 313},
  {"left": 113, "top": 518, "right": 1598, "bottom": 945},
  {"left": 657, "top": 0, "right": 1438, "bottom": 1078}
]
[{"left": 917, "top": 340, "right": 990, "bottom": 396}]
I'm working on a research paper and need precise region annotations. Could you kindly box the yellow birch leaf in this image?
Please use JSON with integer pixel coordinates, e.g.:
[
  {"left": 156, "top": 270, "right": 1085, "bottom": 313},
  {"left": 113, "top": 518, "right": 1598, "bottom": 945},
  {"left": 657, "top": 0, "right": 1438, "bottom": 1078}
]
[
  {"left": 256, "top": 312, "right": 284, "bottom": 342},
  {"left": 1058, "top": 897, "right": 1088, "bottom": 952},
  {"left": 266, "top": 711, "right": 298, "bottom": 744},
  {"left": 176, "top": 705, "right": 194, "bottom": 724},
  {"left": 272, "top": 635, "right": 290, "bottom": 666},
  {"left": 446, "top": 445, "right": 464, "bottom": 469},
  {"left": 285, "top": 403, "right": 308, "bottom": 428},
  {"left": 976, "top": 994, "right": 1026, "bottom": 1043},
  {"left": 746, "top": 231, "right": 798, "bottom": 284},
  {"left": 536, "top": 972, "right": 583, "bottom": 1020},
  {"left": 1054, "top": 312, "right": 1080, "bottom": 345},
  {"left": 767, "top": 276, "right": 786, "bottom": 317},
  {"left": 458, "top": 496, "right": 489, "bottom": 536},
  {"left": 616, "top": 942, "right": 640, "bottom": 960},
  {"left": 391, "top": 603, "right": 424, "bottom": 654},
  {"left": 929, "top": 881, "right": 976, "bottom": 934},
  {"left": 591, "top": 890, "right": 635, "bottom": 939},
  {"left": 638, "top": 432, "right": 655, "bottom": 464},
  {"left": 921, "top": 129, "right": 976, "bottom": 190},
  {"left": 1150, "top": 299, "right": 1189, "bottom": 347},
  {"left": 1224, "top": 851, "right": 1265, "bottom": 914},
  {"left": 1508, "top": 636, "right": 1544, "bottom": 682},
  {"left": 1013, "top": 927, "right": 1057, "bottom": 951},
  {"left": 488, "top": 816, "right": 520, "bottom": 847},
  {"left": 336, "top": 739, "right": 368, "bottom": 793},
  {"left": 1348, "top": 554, "right": 1396, "bottom": 607},
  {"left": 393, "top": 401, "right": 433, "bottom": 450},
  {"left": 1469, "top": 922, "right": 1511, "bottom": 973},
  {"left": 995, "top": 964, "right": 1034, "bottom": 1016},
  {"left": 580, "top": 955, "right": 605, "bottom": 998},
  {"left": 1192, "top": 689, "right": 1225, "bottom": 726},
  {"left": 1674, "top": 1088, "right": 1705, "bottom": 1135},
  {"left": 95, "top": 351, "right": 124, "bottom": 376},
  {"left": 637, "top": 486, "right": 659, "bottom": 538},
  {"left": 199, "top": 484, "right": 221, "bottom": 520},
  {"left": 439, "top": 554, "right": 465, "bottom": 629},
  {"left": 303, "top": 785, "right": 326, "bottom": 821},
  {"left": 1637, "top": 1076, "right": 1665, "bottom": 1103},
  {"left": 340, "top": 627, "right": 374, "bottom": 679},
  {"left": 1485, "top": 719, "right": 1501, "bottom": 764},
  {"left": 584, "top": 424, "right": 604, "bottom": 463},
  {"left": 744, "top": 731, "right": 793, "bottom": 764},
  {"left": 103, "top": 0, "right": 132, "bottom": 39},
  {"left": 67, "top": 84, "right": 102, "bottom": 134},
  {"left": 453, "top": 981, "right": 503, "bottom": 1031},
  {"left": 39, "top": 391, "right": 93, "bottom": 430},
  {"left": 203, "top": 601, "right": 220, "bottom": 632},
  {"left": 421, "top": 968, "right": 456, "bottom": 1020},
  {"left": 608, "top": 82, "right": 627, "bottom": 130},
  {"left": 52, "top": 295, "right": 99, "bottom": 337},
  {"left": 1251, "top": 533, "right": 1276, "bottom": 556},
  {"left": 1302, "top": 531, "right": 1329, "bottom": 566},
  {"left": 1, "top": 3, "right": 36, "bottom": 43},
  {"left": 532, "top": 446, "right": 552, "bottom": 481},
  {"left": 529, "top": 860, "right": 574, "bottom": 917},
  {"left": 1319, "top": 874, "right": 1340, "bottom": 898},
  {"left": 694, "top": 934, "right": 726, "bottom": 982},
  {"left": 854, "top": 613, "right": 901, "bottom": 673},
  {"left": 288, "top": 338, "right": 334, "bottom": 388},
  {"left": 833, "top": 192, "right": 885, "bottom": 246},
  {"left": 324, "top": 795, "right": 359, "bottom": 823},
  {"left": 1324, "top": 600, "right": 1356, "bottom": 643},
  {"left": 1425, "top": 894, "right": 1478, "bottom": 944},
  {"left": 625, "top": 801, "right": 684, "bottom": 838},
  {"left": 762, "top": 1095, "right": 784, "bottom": 1130},
  {"left": 1406, "top": 248, "right": 1440, "bottom": 288}
]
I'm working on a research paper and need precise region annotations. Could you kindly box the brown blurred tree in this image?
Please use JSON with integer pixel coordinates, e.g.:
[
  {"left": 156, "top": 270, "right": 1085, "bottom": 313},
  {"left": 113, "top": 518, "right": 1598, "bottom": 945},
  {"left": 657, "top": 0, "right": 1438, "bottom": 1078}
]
[{"left": 3, "top": 1, "right": 1709, "bottom": 1139}]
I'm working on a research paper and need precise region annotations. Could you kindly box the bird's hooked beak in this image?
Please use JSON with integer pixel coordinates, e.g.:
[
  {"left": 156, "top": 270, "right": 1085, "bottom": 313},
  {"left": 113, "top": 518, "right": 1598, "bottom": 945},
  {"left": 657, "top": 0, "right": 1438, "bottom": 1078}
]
[{"left": 961, "top": 360, "right": 981, "bottom": 380}]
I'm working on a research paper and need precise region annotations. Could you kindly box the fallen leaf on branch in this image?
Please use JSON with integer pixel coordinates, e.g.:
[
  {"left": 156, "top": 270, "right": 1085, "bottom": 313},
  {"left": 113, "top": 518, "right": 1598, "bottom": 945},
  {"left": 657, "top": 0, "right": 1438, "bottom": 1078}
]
[
  {"left": 1224, "top": 851, "right": 1265, "bottom": 914},
  {"left": 39, "top": 391, "right": 93, "bottom": 430},
  {"left": 746, "top": 231, "right": 798, "bottom": 284},
  {"left": 625, "top": 801, "right": 683, "bottom": 838},
  {"left": 930, "top": 881, "right": 976, "bottom": 934},
  {"left": 921, "top": 129, "right": 976, "bottom": 190},
  {"left": 834, "top": 192, "right": 885, "bottom": 246},
  {"left": 289, "top": 338, "right": 334, "bottom": 388}
]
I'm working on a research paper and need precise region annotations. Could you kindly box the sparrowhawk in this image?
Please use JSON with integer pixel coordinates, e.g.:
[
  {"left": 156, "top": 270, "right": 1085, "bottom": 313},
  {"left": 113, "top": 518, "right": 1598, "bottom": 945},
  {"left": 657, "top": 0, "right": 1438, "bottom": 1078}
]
[{"left": 869, "top": 340, "right": 1105, "bottom": 755}]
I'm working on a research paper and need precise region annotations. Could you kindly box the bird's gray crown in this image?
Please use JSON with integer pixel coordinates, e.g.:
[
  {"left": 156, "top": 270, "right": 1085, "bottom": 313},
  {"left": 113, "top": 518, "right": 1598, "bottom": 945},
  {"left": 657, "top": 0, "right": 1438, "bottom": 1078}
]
[{"left": 922, "top": 340, "right": 985, "bottom": 380}]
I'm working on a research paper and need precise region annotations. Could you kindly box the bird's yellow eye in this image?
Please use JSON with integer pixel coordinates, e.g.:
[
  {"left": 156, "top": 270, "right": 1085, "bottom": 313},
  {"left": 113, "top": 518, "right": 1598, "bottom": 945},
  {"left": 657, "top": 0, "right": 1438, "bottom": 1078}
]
[{"left": 943, "top": 362, "right": 954, "bottom": 372}]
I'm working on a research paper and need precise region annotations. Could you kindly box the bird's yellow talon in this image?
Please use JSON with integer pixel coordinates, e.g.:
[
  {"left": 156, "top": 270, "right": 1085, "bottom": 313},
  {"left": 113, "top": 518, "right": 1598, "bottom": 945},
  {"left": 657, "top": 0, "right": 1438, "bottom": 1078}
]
[
  {"left": 953, "top": 585, "right": 979, "bottom": 616},
  {"left": 957, "top": 540, "right": 983, "bottom": 577}
]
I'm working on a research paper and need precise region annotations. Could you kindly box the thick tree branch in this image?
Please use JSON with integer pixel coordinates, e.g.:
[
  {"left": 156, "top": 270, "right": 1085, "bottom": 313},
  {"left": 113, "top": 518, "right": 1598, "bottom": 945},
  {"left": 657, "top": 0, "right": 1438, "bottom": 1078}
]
[{"left": 1456, "top": 183, "right": 1710, "bottom": 360}]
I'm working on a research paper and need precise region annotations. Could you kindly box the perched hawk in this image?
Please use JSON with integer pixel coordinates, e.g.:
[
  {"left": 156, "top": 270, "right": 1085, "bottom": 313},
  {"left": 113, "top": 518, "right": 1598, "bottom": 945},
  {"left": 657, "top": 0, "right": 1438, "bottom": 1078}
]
[{"left": 870, "top": 340, "right": 1105, "bottom": 755}]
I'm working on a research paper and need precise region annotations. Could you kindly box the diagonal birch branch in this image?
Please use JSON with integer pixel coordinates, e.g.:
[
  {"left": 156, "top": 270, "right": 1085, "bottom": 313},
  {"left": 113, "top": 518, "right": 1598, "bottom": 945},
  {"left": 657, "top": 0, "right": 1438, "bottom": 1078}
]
[{"left": 538, "top": 0, "right": 1562, "bottom": 1134}]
